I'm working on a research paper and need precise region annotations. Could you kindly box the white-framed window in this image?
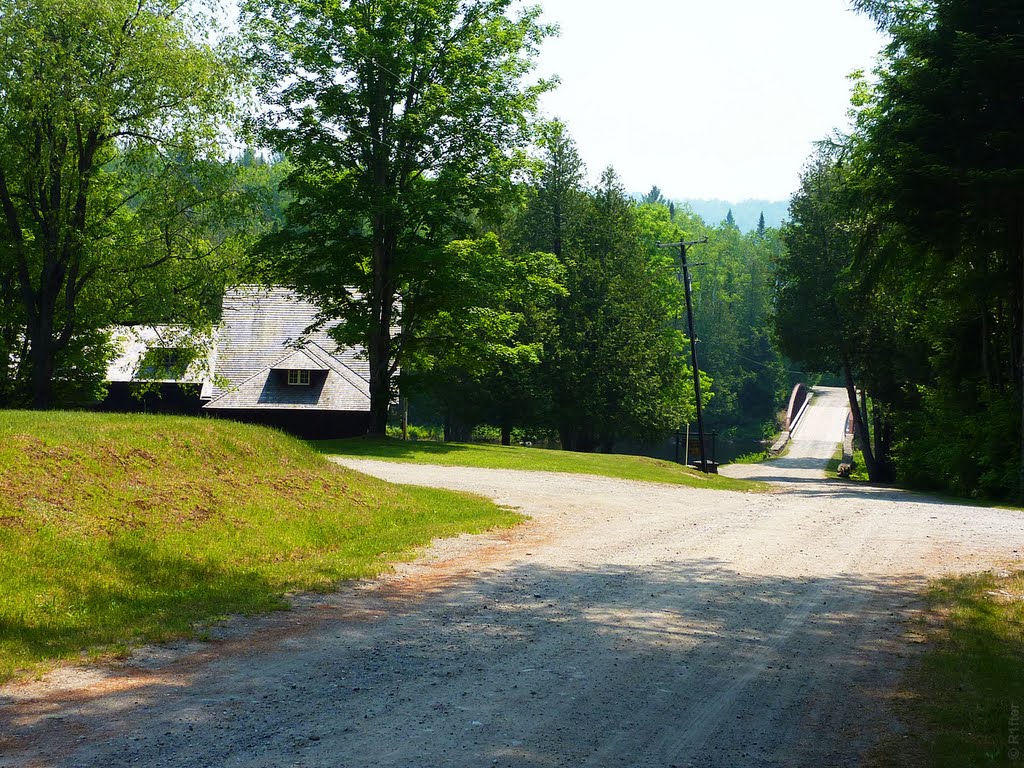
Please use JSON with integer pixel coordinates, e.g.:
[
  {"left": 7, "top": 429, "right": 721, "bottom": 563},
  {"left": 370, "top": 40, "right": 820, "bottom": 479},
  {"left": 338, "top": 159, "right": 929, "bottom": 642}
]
[{"left": 287, "top": 369, "right": 311, "bottom": 386}]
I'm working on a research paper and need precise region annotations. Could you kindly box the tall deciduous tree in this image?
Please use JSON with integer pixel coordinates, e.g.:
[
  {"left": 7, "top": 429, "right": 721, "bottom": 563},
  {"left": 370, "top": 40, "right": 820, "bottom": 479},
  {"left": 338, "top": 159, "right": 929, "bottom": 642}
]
[
  {"left": 775, "top": 150, "right": 885, "bottom": 477},
  {"left": 0, "top": 0, "right": 242, "bottom": 408},
  {"left": 242, "top": 0, "right": 555, "bottom": 435}
]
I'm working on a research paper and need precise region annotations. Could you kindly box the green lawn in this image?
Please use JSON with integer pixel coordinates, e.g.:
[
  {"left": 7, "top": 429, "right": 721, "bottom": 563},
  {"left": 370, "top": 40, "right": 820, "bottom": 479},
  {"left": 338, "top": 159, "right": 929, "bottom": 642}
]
[
  {"left": 867, "top": 570, "right": 1024, "bottom": 768},
  {"left": 0, "top": 411, "right": 521, "bottom": 682},
  {"left": 313, "top": 437, "right": 767, "bottom": 492}
]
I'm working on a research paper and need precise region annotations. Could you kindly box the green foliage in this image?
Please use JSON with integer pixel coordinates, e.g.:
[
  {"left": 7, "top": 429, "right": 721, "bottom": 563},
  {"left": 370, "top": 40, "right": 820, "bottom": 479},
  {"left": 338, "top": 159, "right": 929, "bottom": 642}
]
[
  {"left": 241, "top": 0, "right": 556, "bottom": 434},
  {"left": 507, "top": 126, "right": 703, "bottom": 451},
  {"left": 0, "top": 410, "right": 520, "bottom": 681},
  {"left": 778, "top": 0, "right": 1024, "bottom": 498},
  {"left": 404, "top": 234, "right": 565, "bottom": 377},
  {"left": 0, "top": 0, "right": 253, "bottom": 408},
  {"left": 639, "top": 196, "right": 790, "bottom": 441},
  {"left": 385, "top": 423, "right": 444, "bottom": 442},
  {"left": 418, "top": 122, "right": 794, "bottom": 452},
  {"left": 893, "top": 384, "right": 1019, "bottom": 499},
  {"left": 775, "top": 151, "right": 855, "bottom": 374},
  {"left": 641, "top": 185, "right": 667, "bottom": 206},
  {"left": 693, "top": 217, "right": 790, "bottom": 438}
]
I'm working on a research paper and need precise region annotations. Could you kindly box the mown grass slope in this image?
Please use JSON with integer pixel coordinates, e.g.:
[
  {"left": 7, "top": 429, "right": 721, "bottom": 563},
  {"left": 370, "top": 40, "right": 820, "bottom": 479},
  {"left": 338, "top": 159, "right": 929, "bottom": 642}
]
[
  {"left": 313, "top": 437, "right": 766, "bottom": 492},
  {"left": 0, "top": 411, "right": 521, "bottom": 682}
]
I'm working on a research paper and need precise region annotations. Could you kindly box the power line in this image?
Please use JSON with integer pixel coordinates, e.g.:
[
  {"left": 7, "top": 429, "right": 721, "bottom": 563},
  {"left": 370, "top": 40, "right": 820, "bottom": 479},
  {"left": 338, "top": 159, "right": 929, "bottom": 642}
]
[{"left": 659, "top": 237, "right": 711, "bottom": 473}]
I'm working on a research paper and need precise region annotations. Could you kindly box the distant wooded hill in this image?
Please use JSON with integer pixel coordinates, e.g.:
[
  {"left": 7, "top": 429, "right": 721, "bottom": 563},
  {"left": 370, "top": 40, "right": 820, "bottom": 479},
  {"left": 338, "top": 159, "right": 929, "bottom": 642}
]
[
  {"left": 637, "top": 198, "right": 788, "bottom": 232},
  {"left": 677, "top": 199, "right": 789, "bottom": 232}
]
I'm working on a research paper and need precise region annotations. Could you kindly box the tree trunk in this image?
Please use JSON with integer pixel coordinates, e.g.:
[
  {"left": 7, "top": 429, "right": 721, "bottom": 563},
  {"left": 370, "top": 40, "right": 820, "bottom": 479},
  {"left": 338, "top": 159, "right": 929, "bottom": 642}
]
[
  {"left": 26, "top": 285, "right": 57, "bottom": 410},
  {"left": 366, "top": 211, "right": 395, "bottom": 436},
  {"left": 872, "top": 402, "right": 895, "bottom": 483},
  {"left": 559, "top": 424, "right": 597, "bottom": 452},
  {"left": 500, "top": 425, "right": 511, "bottom": 446},
  {"left": 843, "top": 357, "right": 879, "bottom": 480},
  {"left": 366, "top": 357, "right": 390, "bottom": 436},
  {"left": 443, "top": 412, "right": 470, "bottom": 443},
  {"left": 28, "top": 334, "right": 56, "bottom": 409}
]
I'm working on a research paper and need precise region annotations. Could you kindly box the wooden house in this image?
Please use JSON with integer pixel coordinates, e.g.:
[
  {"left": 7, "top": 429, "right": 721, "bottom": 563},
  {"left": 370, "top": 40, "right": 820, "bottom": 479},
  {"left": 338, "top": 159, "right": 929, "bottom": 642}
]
[{"left": 102, "top": 287, "right": 371, "bottom": 439}]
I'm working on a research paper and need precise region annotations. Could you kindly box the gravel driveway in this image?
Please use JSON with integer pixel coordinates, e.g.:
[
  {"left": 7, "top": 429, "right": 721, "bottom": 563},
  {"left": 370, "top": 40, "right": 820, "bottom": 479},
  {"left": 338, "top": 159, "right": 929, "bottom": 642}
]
[{"left": 2, "top": 388, "right": 1022, "bottom": 767}]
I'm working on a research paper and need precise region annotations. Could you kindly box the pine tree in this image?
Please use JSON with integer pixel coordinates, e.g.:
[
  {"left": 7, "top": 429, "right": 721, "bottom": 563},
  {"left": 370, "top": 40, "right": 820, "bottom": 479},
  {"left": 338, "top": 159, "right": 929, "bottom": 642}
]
[
  {"left": 757, "top": 211, "right": 766, "bottom": 237},
  {"left": 641, "top": 185, "right": 666, "bottom": 206},
  {"left": 725, "top": 209, "right": 736, "bottom": 228}
]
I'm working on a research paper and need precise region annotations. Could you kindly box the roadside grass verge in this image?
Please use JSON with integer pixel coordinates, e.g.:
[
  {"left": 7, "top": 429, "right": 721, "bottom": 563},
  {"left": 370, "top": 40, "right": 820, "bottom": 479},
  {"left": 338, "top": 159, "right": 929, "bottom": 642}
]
[
  {"left": 0, "top": 411, "right": 521, "bottom": 683},
  {"left": 826, "top": 446, "right": 869, "bottom": 481},
  {"left": 729, "top": 449, "right": 772, "bottom": 464},
  {"left": 825, "top": 445, "right": 844, "bottom": 476},
  {"left": 868, "top": 570, "right": 1024, "bottom": 768},
  {"left": 312, "top": 437, "right": 767, "bottom": 492}
]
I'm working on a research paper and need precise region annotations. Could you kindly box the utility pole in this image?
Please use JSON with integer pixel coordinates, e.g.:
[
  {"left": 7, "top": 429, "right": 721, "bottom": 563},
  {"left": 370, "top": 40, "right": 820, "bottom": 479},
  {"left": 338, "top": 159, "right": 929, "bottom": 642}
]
[{"left": 659, "top": 237, "right": 710, "bottom": 472}]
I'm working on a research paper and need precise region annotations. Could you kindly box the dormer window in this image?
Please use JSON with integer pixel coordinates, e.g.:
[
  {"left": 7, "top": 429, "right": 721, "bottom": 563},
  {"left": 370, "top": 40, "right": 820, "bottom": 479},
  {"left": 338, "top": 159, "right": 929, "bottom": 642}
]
[{"left": 287, "top": 369, "right": 311, "bottom": 386}]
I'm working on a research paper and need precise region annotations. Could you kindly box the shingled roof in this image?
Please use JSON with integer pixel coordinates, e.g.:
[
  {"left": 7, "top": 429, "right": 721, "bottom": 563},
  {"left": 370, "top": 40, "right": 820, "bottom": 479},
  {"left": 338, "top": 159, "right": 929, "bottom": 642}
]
[
  {"left": 203, "top": 287, "right": 370, "bottom": 412},
  {"left": 106, "top": 325, "right": 215, "bottom": 399}
]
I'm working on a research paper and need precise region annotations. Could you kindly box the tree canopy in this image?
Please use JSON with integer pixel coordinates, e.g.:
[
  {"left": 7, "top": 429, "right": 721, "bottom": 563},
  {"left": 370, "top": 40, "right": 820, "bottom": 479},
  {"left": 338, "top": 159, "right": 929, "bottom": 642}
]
[
  {"left": 0, "top": 0, "right": 250, "bottom": 407},
  {"left": 241, "top": 0, "right": 556, "bottom": 434}
]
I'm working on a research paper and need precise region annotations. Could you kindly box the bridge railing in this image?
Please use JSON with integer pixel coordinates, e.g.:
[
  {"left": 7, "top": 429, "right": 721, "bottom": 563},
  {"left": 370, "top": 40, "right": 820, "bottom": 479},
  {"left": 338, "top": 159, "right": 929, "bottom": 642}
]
[{"left": 770, "top": 383, "right": 811, "bottom": 455}]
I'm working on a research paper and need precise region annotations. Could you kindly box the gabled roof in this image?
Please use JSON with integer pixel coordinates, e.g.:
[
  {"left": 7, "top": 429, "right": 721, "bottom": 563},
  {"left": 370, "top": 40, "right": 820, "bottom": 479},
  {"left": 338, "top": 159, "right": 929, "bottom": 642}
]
[
  {"left": 269, "top": 348, "right": 330, "bottom": 372},
  {"left": 203, "top": 344, "right": 369, "bottom": 411},
  {"left": 203, "top": 288, "right": 371, "bottom": 412},
  {"left": 208, "top": 286, "right": 369, "bottom": 401}
]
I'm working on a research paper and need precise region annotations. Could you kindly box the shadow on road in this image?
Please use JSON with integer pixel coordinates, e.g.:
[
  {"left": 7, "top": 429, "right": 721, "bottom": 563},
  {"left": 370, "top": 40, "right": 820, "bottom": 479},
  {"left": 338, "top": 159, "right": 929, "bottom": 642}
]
[{"left": 0, "top": 559, "right": 925, "bottom": 768}]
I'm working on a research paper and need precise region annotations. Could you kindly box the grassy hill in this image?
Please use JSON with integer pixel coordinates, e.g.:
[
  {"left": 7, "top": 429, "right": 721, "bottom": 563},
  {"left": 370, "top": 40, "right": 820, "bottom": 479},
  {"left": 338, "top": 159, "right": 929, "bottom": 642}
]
[{"left": 0, "top": 411, "right": 521, "bottom": 682}]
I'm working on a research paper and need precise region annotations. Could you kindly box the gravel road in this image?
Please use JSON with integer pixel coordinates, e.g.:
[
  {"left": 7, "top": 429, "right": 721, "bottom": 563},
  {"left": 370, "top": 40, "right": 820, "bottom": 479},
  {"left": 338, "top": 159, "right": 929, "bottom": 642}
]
[{"left": 3, "top": 387, "right": 1022, "bottom": 767}]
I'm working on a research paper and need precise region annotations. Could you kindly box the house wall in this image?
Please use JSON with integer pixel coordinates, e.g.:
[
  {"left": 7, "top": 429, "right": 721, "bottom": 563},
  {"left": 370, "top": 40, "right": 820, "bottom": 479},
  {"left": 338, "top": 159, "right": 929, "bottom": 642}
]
[
  {"left": 98, "top": 382, "right": 204, "bottom": 416},
  {"left": 205, "top": 408, "right": 371, "bottom": 440}
]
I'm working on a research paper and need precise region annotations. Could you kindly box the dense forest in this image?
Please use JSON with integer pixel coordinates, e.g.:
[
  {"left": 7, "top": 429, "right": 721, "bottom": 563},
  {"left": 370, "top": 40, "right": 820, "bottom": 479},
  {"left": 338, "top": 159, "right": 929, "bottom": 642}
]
[{"left": 1, "top": 0, "right": 1019, "bottom": 499}]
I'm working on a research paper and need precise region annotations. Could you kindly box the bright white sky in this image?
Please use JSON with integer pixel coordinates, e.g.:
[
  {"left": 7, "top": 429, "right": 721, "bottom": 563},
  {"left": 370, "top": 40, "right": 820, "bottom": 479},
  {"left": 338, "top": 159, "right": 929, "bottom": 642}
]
[{"left": 530, "top": 0, "right": 888, "bottom": 201}]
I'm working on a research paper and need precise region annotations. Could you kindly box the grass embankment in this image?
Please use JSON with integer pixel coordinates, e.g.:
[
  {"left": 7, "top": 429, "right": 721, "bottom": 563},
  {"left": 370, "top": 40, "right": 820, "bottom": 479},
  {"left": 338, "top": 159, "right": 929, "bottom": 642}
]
[
  {"left": 869, "top": 571, "right": 1024, "bottom": 768},
  {"left": 0, "top": 411, "right": 521, "bottom": 682},
  {"left": 313, "top": 437, "right": 766, "bottom": 492}
]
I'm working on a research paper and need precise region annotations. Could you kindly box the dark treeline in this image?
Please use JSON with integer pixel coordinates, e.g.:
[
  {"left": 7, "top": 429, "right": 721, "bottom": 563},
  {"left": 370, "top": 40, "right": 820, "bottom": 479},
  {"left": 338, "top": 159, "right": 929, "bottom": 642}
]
[{"left": 776, "top": 0, "right": 1024, "bottom": 499}]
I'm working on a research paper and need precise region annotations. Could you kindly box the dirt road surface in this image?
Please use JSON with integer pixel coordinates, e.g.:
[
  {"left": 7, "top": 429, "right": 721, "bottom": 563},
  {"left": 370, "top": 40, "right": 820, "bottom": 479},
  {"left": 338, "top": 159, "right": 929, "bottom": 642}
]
[{"left": 3, "top": 387, "right": 1022, "bottom": 767}]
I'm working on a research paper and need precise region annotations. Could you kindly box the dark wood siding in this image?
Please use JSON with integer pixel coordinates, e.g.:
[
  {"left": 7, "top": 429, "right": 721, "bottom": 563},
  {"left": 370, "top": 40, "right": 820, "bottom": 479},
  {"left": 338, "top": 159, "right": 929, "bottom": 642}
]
[
  {"left": 98, "top": 383, "right": 204, "bottom": 416},
  {"left": 206, "top": 408, "right": 370, "bottom": 440}
]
